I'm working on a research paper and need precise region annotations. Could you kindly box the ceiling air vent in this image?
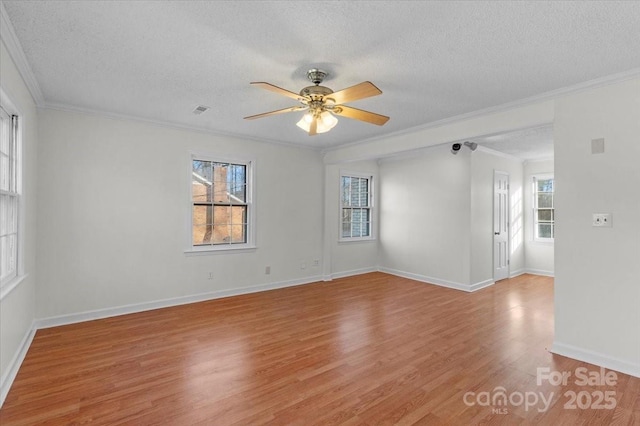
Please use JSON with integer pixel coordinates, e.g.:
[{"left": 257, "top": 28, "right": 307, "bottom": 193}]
[{"left": 192, "top": 105, "right": 210, "bottom": 115}]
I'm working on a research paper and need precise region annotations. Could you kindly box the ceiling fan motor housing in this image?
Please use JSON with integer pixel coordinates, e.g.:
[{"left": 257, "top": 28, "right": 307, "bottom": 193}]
[{"left": 300, "top": 85, "right": 334, "bottom": 99}]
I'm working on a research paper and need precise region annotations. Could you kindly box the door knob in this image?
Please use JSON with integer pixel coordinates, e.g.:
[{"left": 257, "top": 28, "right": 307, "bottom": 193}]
[{"left": 494, "top": 232, "right": 500, "bottom": 235}]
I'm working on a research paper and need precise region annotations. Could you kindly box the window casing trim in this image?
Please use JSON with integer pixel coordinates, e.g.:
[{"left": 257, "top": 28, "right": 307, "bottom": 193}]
[
  {"left": 185, "top": 151, "right": 256, "bottom": 253},
  {"left": 339, "top": 170, "right": 375, "bottom": 242}
]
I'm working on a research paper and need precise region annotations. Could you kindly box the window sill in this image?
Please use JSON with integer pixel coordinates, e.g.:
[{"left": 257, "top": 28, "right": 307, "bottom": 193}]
[
  {"left": 0, "top": 273, "right": 28, "bottom": 301},
  {"left": 338, "top": 238, "right": 377, "bottom": 244},
  {"left": 185, "top": 245, "right": 257, "bottom": 256},
  {"left": 532, "top": 239, "right": 554, "bottom": 245}
]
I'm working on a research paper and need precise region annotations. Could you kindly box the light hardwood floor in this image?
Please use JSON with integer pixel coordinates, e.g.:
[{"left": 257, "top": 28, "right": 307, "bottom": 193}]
[{"left": 1, "top": 273, "right": 638, "bottom": 425}]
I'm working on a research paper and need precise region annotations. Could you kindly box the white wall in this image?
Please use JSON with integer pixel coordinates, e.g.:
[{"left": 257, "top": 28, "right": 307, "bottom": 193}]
[
  {"left": 523, "top": 159, "right": 555, "bottom": 275},
  {"left": 378, "top": 144, "right": 472, "bottom": 290},
  {"left": 377, "top": 145, "right": 524, "bottom": 291},
  {"left": 0, "top": 40, "right": 38, "bottom": 403},
  {"left": 36, "top": 109, "right": 325, "bottom": 320},
  {"left": 553, "top": 77, "right": 640, "bottom": 377},
  {"left": 322, "top": 160, "right": 379, "bottom": 279},
  {"left": 470, "top": 149, "right": 524, "bottom": 283}
]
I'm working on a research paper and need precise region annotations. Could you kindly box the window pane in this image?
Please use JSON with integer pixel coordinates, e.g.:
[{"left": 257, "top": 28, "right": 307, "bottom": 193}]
[
  {"left": 229, "top": 183, "right": 246, "bottom": 204},
  {"left": 228, "top": 164, "right": 246, "bottom": 189},
  {"left": 230, "top": 224, "right": 246, "bottom": 243},
  {"left": 537, "top": 179, "right": 553, "bottom": 193},
  {"left": 537, "top": 209, "right": 553, "bottom": 222},
  {"left": 8, "top": 196, "right": 17, "bottom": 233},
  {"left": 192, "top": 205, "right": 212, "bottom": 225},
  {"left": 193, "top": 224, "right": 213, "bottom": 245},
  {"left": 0, "top": 235, "right": 7, "bottom": 280},
  {"left": 537, "top": 193, "right": 553, "bottom": 208},
  {"left": 213, "top": 206, "right": 231, "bottom": 225},
  {"left": 351, "top": 178, "right": 361, "bottom": 206},
  {"left": 0, "top": 154, "right": 8, "bottom": 192},
  {"left": 0, "top": 113, "right": 8, "bottom": 155},
  {"left": 213, "top": 182, "right": 230, "bottom": 203},
  {"left": 230, "top": 206, "right": 246, "bottom": 225},
  {"left": 538, "top": 224, "right": 552, "bottom": 239},
  {"left": 360, "top": 190, "right": 369, "bottom": 207},
  {"left": 0, "top": 194, "right": 7, "bottom": 236},
  {"left": 192, "top": 182, "right": 210, "bottom": 203},
  {"left": 341, "top": 208, "right": 352, "bottom": 223},
  {"left": 341, "top": 222, "right": 351, "bottom": 238},
  {"left": 212, "top": 224, "right": 231, "bottom": 244},
  {"left": 341, "top": 177, "right": 351, "bottom": 206},
  {"left": 192, "top": 160, "right": 212, "bottom": 202},
  {"left": 7, "top": 234, "right": 16, "bottom": 273}
]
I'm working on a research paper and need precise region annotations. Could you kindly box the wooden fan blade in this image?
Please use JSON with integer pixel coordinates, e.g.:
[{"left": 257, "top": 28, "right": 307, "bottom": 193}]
[
  {"left": 244, "top": 106, "right": 307, "bottom": 120},
  {"left": 327, "top": 81, "right": 382, "bottom": 105},
  {"left": 250, "top": 82, "right": 306, "bottom": 101},
  {"left": 309, "top": 116, "right": 318, "bottom": 136},
  {"left": 333, "top": 105, "right": 389, "bottom": 126}
]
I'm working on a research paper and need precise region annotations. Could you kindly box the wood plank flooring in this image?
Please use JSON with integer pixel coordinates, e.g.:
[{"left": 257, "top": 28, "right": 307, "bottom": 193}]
[{"left": 1, "top": 272, "right": 638, "bottom": 425}]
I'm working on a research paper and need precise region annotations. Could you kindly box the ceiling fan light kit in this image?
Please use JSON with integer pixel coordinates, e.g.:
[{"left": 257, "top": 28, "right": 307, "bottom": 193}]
[
  {"left": 296, "top": 110, "right": 338, "bottom": 134},
  {"left": 245, "top": 68, "right": 389, "bottom": 136}
]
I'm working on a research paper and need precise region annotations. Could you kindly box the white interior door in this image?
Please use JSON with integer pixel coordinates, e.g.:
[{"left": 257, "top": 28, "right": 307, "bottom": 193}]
[{"left": 494, "top": 171, "right": 510, "bottom": 281}]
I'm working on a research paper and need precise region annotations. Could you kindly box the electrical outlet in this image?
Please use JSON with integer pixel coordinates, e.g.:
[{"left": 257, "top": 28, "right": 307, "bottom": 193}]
[
  {"left": 592, "top": 213, "right": 612, "bottom": 227},
  {"left": 208, "top": 272, "right": 214, "bottom": 280},
  {"left": 313, "top": 259, "right": 319, "bottom": 267},
  {"left": 265, "top": 266, "right": 271, "bottom": 275}
]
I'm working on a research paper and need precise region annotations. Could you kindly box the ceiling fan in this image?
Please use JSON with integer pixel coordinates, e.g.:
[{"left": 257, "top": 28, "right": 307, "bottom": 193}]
[{"left": 244, "top": 69, "right": 389, "bottom": 136}]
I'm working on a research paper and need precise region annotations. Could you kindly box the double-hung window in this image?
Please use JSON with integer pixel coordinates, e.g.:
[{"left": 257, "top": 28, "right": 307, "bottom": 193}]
[
  {"left": 533, "top": 175, "right": 554, "bottom": 241},
  {"left": 340, "top": 174, "right": 373, "bottom": 240},
  {"left": 0, "top": 105, "right": 20, "bottom": 290},
  {"left": 190, "top": 155, "right": 254, "bottom": 251}
]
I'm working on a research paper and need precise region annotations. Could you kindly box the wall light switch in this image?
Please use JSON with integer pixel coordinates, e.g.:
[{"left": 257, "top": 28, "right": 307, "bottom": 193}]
[{"left": 592, "top": 213, "right": 612, "bottom": 227}]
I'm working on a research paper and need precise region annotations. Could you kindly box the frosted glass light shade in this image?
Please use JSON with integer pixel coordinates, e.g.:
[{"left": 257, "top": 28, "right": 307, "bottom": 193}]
[{"left": 296, "top": 111, "right": 338, "bottom": 134}]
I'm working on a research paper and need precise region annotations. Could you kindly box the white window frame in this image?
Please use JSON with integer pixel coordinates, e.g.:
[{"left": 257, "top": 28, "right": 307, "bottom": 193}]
[
  {"left": 185, "top": 152, "right": 256, "bottom": 254},
  {"left": 533, "top": 174, "right": 554, "bottom": 242},
  {"left": 0, "top": 88, "right": 25, "bottom": 300},
  {"left": 339, "top": 171, "right": 375, "bottom": 242}
]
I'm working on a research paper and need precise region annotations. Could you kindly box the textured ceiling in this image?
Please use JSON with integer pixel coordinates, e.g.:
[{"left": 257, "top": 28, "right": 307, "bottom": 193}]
[
  {"left": 475, "top": 125, "right": 554, "bottom": 161},
  {"left": 3, "top": 1, "right": 640, "bottom": 152}
]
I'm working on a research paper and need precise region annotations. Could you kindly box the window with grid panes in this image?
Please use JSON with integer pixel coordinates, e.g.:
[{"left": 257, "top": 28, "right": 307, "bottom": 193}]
[
  {"left": 340, "top": 174, "right": 373, "bottom": 240},
  {"left": 0, "top": 106, "right": 19, "bottom": 288},
  {"left": 533, "top": 175, "right": 554, "bottom": 241},
  {"left": 191, "top": 157, "right": 253, "bottom": 250}
]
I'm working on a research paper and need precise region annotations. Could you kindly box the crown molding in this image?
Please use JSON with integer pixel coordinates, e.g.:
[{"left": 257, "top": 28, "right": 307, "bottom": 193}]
[
  {"left": 41, "top": 102, "right": 320, "bottom": 152},
  {"left": 524, "top": 157, "right": 554, "bottom": 165},
  {"left": 0, "top": 2, "right": 45, "bottom": 106},
  {"left": 324, "top": 67, "right": 640, "bottom": 156}
]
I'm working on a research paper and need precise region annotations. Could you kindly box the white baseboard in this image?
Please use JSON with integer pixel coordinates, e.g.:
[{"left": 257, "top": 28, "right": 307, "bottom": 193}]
[
  {"left": 510, "top": 268, "right": 525, "bottom": 278},
  {"left": 550, "top": 341, "right": 640, "bottom": 379},
  {"left": 469, "top": 278, "right": 495, "bottom": 292},
  {"left": 378, "top": 267, "right": 493, "bottom": 293},
  {"left": 1, "top": 320, "right": 37, "bottom": 408},
  {"left": 36, "top": 275, "right": 323, "bottom": 329},
  {"left": 525, "top": 268, "right": 554, "bottom": 277},
  {"left": 327, "top": 267, "right": 378, "bottom": 281}
]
